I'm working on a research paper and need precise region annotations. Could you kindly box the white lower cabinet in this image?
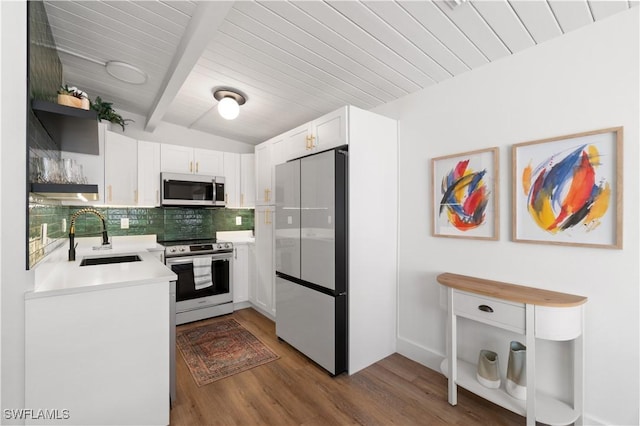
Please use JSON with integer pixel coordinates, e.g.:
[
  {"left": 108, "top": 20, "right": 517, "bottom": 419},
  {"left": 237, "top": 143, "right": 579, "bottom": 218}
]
[
  {"left": 232, "top": 243, "right": 251, "bottom": 304},
  {"left": 25, "top": 281, "right": 170, "bottom": 425},
  {"left": 252, "top": 206, "right": 275, "bottom": 318}
]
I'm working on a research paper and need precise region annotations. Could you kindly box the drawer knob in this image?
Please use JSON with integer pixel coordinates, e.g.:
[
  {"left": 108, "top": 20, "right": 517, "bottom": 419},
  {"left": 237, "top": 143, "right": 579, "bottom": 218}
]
[{"left": 478, "top": 304, "right": 494, "bottom": 313}]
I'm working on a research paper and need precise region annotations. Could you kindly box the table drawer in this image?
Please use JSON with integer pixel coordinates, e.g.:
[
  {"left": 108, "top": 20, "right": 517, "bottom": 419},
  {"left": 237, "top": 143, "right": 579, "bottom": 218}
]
[{"left": 453, "top": 291, "right": 525, "bottom": 333}]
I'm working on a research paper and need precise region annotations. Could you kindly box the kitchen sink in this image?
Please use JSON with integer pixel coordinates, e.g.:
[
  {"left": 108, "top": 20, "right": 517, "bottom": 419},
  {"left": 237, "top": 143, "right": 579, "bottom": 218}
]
[{"left": 80, "top": 254, "right": 141, "bottom": 266}]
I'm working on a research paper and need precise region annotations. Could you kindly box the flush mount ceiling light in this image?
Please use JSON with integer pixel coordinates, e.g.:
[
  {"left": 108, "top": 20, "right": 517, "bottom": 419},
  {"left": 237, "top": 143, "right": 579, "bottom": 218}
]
[
  {"left": 213, "top": 88, "right": 247, "bottom": 120},
  {"left": 105, "top": 61, "right": 148, "bottom": 85}
]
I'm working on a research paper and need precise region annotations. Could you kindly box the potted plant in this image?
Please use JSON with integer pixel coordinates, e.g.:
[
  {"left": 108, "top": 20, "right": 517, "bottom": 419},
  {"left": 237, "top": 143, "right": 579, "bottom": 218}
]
[
  {"left": 91, "top": 96, "right": 133, "bottom": 131},
  {"left": 57, "top": 85, "right": 89, "bottom": 110}
]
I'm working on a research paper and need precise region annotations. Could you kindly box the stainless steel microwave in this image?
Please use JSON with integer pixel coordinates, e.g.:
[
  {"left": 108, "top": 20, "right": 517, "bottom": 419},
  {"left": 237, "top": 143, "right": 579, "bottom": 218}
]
[{"left": 161, "top": 173, "right": 225, "bottom": 207}]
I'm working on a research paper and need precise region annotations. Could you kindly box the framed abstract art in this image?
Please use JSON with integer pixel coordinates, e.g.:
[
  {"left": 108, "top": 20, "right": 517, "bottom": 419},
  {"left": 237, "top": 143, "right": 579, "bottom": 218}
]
[
  {"left": 431, "top": 147, "right": 499, "bottom": 240},
  {"left": 512, "top": 127, "right": 623, "bottom": 249}
]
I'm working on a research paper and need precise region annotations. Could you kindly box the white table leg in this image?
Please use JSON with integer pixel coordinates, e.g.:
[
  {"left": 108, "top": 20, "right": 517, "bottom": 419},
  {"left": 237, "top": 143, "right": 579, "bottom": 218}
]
[{"left": 447, "top": 287, "right": 457, "bottom": 406}]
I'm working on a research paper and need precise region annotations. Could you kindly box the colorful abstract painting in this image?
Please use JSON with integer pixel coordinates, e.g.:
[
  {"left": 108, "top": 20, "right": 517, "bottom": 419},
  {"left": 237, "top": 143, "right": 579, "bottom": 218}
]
[
  {"left": 513, "top": 127, "right": 622, "bottom": 249},
  {"left": 432, "top": 148, "right": 498, "bottom": 240}
]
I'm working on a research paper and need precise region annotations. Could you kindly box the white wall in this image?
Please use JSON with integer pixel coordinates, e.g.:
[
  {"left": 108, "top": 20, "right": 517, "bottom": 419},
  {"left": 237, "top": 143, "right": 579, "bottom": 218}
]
[
  {"left": 1, "top": 0, "right": 32, "bottom": 422},
  {"left": 111, "top": 109, "right": 255, "bottom": 153},
  {"left": 373, "top": 8, "right": 639, "bottom": 426}
]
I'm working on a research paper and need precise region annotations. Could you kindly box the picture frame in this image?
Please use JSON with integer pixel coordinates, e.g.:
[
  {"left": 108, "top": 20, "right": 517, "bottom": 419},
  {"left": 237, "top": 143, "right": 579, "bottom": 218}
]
[
  {"left": 512, "top": 127, "right": 623, "bottom": 249},
  {"left": 431, "top": 147, "right": 499, "bottom": 240}
]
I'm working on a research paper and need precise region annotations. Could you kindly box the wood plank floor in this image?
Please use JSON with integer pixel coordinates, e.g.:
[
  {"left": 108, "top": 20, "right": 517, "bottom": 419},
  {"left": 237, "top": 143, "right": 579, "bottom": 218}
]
[{"left": 170, "top": 307, "right": 524, "bottom": 425}]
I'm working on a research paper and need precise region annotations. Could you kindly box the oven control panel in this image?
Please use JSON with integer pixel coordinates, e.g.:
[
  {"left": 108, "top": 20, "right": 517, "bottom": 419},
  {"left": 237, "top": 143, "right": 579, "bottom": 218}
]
[{"left": 164, "top": 241, "right": 233, "bottom": 257}]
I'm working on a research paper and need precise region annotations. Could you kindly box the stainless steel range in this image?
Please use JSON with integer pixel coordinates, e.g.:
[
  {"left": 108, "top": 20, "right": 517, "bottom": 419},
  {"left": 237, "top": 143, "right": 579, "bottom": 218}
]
[{"left": 160, "top": 239, "right": 234, "bottom": 325}]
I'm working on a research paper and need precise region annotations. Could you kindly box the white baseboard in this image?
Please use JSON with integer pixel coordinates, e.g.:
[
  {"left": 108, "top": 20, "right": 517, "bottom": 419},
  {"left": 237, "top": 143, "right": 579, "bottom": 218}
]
[
  {"left": 233, "top": 301, "right": 252, "bottom": 311},
  {"left": 396, "top": 336, "right": 445, "bottom": 373},
  {"left": 247, "top": 302, "right": 275, "bottom": 322}
]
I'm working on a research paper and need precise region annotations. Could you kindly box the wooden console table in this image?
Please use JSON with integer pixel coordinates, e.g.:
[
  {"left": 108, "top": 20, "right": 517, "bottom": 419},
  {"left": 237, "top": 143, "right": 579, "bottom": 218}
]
[{"left": 437, "top": 273, "right": 587, "bottom": 426}]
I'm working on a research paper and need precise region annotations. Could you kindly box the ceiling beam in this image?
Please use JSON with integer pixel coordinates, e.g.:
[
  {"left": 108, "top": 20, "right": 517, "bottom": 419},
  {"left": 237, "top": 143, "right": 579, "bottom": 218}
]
[{"left": 144, "top": 1, "right": 234, "bottom": 132}]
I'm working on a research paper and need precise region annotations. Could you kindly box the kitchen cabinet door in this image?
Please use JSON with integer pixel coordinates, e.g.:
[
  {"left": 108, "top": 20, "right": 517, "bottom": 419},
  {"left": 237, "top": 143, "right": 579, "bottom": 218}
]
[
  {"left": 223, "top": 152, "right": 241, "bottom": 207},
  {"left": 240, "top": 153, "right": 255, "bottom": 208},
  {"left": 137, "top": 140, "right": 161, "bottom": 206},
  {"left": 253, "top": 205, "right": 275, "bottom": 317},
  {"left": 232, "top": 243, "right": 250, "bottom": 303},
  {"left": 194, "top": 148, "right": 224, "bottom": 176},
  {"left": 160, "top": 143, "right": 193, "bottom": 174},
  {"left": 284, "top": 123, "right": 311, "bottom": 162},
  {"left": 310, "top": 106, "right": 347, "bottom": 152},
  {"left": 255, "top": 141, "right": 274, "bottom": 205},
  {"left": 104, "top": 131, "right": 137, "bottom": 205}
]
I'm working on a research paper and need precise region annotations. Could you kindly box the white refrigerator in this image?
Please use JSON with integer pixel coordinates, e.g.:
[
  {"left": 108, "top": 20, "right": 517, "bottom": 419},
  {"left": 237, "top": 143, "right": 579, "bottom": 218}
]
[{"left": 275, "top": 147, "right": 348, "bottom": 375}]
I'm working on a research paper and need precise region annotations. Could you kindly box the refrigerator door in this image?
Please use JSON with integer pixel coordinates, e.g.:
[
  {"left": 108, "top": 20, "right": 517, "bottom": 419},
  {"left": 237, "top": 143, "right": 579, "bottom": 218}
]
[
  {"left": 275, "top": 160, "right": 301, "bottom": 279},
  {"left": 300, "top": 151, "right": 335, "bottom": 291},
  {"left": 275, "top": 276, "right": 336, "bottom": 373}
]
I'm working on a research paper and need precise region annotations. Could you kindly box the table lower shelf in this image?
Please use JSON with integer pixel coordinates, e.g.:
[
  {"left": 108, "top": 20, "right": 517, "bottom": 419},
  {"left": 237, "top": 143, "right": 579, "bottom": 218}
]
[{"left": 440, "top": 358, "right": 579, "bottom": 426}]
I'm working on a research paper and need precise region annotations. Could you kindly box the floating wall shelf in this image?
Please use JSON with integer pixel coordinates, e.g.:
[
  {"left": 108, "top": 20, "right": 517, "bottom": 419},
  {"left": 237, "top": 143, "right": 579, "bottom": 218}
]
[{"left": 30, "top": 183, "right": 99, "bottom": 202}]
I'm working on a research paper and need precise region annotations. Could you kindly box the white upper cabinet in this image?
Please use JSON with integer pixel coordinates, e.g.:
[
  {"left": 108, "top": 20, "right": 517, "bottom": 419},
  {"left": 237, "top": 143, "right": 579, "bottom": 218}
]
[
  {"left": 280, "top": 123, "right": 311, "bottom": 164},
  {"left": 137, "top": 140, "right": 161, "bottom": 206},
  {"left": 309, "top": 106, "right": 347, "bottom": 153},
  {"left": 272, "top": 106, "right": 348, "bottom": 165},
  {"left": 223, "top": 152, "right": 241, "bottom": 207},
  {"left": 193, "top": 148, "right": 224, "bottom": 176},
  {"left": 104, "top": 130, "right": 137, "bottom": 205},
  {"left": 255, "top": 141, "right": 274, "bottom": 206},
  {"left": 223, "top": 152, "right": 256, "bottom": 209},
  {"left": 240, "top": 153, "right": 255, "bottom": 209},
  {"left": 160, "top": 144, "right": 223, "bottom": 176},
  {"left": 160, "top": 144, "right": 192, "bottom": 174}
]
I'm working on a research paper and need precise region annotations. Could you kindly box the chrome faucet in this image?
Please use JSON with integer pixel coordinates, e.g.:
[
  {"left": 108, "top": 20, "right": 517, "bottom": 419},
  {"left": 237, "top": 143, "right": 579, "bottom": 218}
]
[{"left": 68, "top": 208, "right": 111, "bottom": 261}]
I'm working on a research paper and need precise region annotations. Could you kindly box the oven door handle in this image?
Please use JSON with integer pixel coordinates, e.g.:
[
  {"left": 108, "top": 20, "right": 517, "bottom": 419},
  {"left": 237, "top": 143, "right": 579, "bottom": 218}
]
[{"left": 166, "top": 253, "right": 232, "bottom": 265}]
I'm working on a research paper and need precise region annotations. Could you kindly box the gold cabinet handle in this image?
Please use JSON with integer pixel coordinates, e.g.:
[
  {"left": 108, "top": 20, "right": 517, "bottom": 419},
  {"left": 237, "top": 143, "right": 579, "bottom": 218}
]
[
  {"left": 189, "top": 161, "right": 193, "bottom": 173},
  {"left": 225, "top": 193, "right": 228, "bottom": 204},
  {"left": 196, "top": 162, "right": 199, "bottom": 173},
  {"left": 305, "top": 135, "right": 311, "bottom": 150},
  {"left": 309, "top": 134, "right": 316, "bottom": 148},
  {"left": 267, "top": 188, "right": 271, "bottom": 202},
  {"left": 264, "top": 188, "right": 269, "bottom": 202}
]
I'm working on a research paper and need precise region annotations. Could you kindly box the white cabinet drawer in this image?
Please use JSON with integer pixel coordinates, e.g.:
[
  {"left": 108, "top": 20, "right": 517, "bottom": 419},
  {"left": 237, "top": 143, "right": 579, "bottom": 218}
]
[{"left": 453, "top": 291, "right": 525, "bottom": 333}]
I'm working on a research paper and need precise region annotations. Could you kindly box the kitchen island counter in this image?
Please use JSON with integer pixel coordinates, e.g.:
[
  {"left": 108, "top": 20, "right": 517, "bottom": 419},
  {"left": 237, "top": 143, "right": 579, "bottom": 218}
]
[
  {"left": 25, "top": 235, "right": 174, "bottom": 425},
  {"left": 28, "top": 235, "right": 176, "bottom": 299}
]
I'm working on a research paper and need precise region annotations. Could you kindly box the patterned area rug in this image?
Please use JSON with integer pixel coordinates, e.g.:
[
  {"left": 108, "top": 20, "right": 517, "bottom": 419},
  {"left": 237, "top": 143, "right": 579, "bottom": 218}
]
[{"left": 176, "top": 318, "right": 279, "bottom": 386}]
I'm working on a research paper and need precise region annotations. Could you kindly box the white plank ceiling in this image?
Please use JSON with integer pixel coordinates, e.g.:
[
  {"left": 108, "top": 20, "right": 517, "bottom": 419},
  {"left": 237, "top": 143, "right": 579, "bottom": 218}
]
[{"left": 42, "top": 0, "right": 636, "bottom": 145}]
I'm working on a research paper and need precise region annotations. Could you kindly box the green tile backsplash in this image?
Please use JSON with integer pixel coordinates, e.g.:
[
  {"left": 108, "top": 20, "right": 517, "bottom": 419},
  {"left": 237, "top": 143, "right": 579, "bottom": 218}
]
[{"left": 28, "top": 205, "right": 255, "bottom": 267}]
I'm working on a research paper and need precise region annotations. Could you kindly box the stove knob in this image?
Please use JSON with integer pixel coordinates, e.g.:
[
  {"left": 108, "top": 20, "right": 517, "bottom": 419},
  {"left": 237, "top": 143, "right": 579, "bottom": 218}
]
[
  {"left": 217, "top": 244, "right": 224, "bottom": 250},
  {"left": 179, "top": 247, "right": 186, "bottom": 252},
  {"left": 169, "top": 248, "right": 177, "bottom": 253},
  {"left": 225, "top": 243, "right": 232, "bottom": 249}
]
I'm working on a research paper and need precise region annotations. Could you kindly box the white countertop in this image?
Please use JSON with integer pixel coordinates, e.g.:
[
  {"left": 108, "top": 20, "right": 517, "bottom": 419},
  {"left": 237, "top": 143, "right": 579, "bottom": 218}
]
[
  {"left": 28, "top": 235, "right": 176, "bottom": 299},
  {"left": 217, "top": 230, "right": 255, "bottom": 244}
]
